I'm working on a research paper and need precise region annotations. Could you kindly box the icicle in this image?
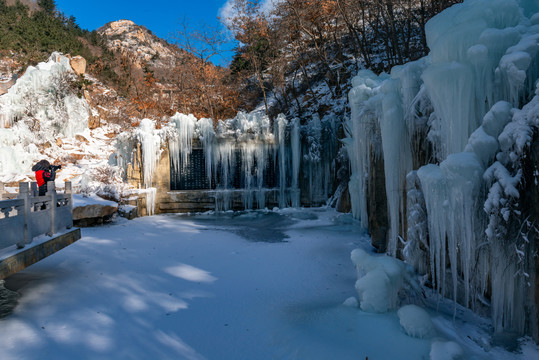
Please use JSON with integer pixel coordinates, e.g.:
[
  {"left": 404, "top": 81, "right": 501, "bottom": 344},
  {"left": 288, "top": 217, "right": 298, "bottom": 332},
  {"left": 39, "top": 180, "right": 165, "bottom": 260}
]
[
  {"left": 169, "top": 113, "right": 197, "bottom": 173},
  {"left": 344, "top": 69, "right": 387, "bottom": 227},
  {"left": 404, "top": 171, "right": 429, "bottom": 276},
  {"left": 379, "top": 78, "right": 413, "bottom": 256},
  {"left": 304, "top": 114, "right": 322, "bottom": 203},
  {"left": 144, "top": 187, "right": 157, "bottom": 216},
  {"left": 277, "top": 114, "right": 288, "bottom": 208},
  {"left": 198, "top": 117, "right": 216, "bottom": 185},
  {"left": 344, "top": 0, "right": 539, "bottom": 338},
  {"left": 290, "top": 117, "right": 301, "bottom": 208},
  {"left": 417, "top": 164, "right": 450, "bottom": 303},
  {"left": 135, "top": 119, "right": 163, "bottom": 188},
  {"left": 321, "top": 114, "right": 339, "bottom": 199}
]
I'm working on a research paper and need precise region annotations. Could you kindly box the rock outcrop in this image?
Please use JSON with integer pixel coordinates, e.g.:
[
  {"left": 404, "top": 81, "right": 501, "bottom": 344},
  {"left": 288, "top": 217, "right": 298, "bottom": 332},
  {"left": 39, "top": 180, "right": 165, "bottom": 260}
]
[
  {"left": 97, "top": 20, "right": 177, "bottom": 66},
  {"left": 72, "top": 194, "right": 118, "bottom": 227},
  {"left": 69, "top": 55, "right": 86, "bottom": 76}
]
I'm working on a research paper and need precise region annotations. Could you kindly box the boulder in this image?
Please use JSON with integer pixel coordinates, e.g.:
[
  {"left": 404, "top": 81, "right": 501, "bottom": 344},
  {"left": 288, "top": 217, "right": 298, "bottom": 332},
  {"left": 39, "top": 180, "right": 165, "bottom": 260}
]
[
  {"left": 88, "top": 114, "right": 101, "bottom": 129},
  {"left": 70, "top": 56, "right": 86, "bottom": 76},
  {"left": 75, "top": 134, "right": 89, "bottom": 143},
  {"left": 72, "top": 194, "right": 118, "bottom": 227},
  {"left": 118, "top": 205, "right": 138, "bottom": 220}
]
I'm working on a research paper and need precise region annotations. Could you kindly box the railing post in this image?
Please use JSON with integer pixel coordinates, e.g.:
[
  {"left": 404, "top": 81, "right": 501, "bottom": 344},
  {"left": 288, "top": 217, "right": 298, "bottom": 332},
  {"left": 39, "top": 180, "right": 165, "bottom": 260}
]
[
  {"left": 65, "top": 181, "right": 73, "bottom": 229},
  {"left": 46, "top": 181, "right": 57, "bottom": 236},
  {"left": 18, "top": 182, "right": 30, "bottom": 247},
  {"left": 31, "top": 182, "right": 38, "bottom": 197}
]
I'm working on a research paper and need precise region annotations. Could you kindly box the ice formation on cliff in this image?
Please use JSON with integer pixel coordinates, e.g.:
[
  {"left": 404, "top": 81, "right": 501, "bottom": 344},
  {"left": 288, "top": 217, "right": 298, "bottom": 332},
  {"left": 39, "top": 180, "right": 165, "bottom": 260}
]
[
  {"left": 0, "top": 53, "right": 90, "bottom": 177},
  {"left": 346, "top": 0, "right": 539, "bottom": 337}
]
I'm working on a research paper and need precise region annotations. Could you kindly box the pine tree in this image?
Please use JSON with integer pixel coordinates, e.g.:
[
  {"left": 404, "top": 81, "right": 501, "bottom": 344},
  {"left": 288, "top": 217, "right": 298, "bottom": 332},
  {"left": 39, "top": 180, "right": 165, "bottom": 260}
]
[{"left": 38, "top": 0, "right": 56, "bottom": 15}]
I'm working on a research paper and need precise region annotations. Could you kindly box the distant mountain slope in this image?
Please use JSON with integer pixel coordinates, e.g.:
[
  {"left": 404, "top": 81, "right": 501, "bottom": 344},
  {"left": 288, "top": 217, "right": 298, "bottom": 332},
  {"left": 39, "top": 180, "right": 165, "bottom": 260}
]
[
  {"left": 98, "top": 20, "right": 178, "bottom": 67},
  {"left": 5, "top": 0, "right": 39, "bottom": 12},
  {"left": 96, "top": 19, "right": 239, "bottom": 120},
  {"left": 0, "top": 0, "right": 95, "bottom": 72},
  {"left": 0, "top": 0, "right": 240, "bottom": 122}
]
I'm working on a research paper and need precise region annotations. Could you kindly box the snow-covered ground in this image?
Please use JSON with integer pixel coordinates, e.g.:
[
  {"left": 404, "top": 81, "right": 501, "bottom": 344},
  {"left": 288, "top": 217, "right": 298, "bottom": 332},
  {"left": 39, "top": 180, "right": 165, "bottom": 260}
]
[{"left": 0, "top": 209, "right": 537, "bottom": 360}]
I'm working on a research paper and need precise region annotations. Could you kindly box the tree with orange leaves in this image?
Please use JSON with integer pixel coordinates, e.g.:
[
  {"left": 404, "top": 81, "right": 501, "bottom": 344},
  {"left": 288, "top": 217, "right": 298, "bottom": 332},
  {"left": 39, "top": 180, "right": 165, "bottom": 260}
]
[
  {"left": 170, "top": 17, "right": 240, "bottom": 120},
  {"left": 226, "top": 0, "right": 274, "bottom": 114}
]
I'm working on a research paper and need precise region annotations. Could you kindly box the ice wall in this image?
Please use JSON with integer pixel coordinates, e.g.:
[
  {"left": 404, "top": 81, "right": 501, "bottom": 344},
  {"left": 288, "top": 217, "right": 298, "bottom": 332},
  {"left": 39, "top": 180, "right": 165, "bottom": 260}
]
[
  {"left": 484, "top": 87, "right": 539, "bottom": 335},
  {"left": 0, "top": 53, "right": 90, "bottom": 177},
  {"left": 118, "top": 111, "right": 304, "bottom": 211},
  {"left": 345, "top": 0, "right": 539, "bottom": 337},
  {"left": 344, "top": 70, "right": 388, "bottom": 228}
]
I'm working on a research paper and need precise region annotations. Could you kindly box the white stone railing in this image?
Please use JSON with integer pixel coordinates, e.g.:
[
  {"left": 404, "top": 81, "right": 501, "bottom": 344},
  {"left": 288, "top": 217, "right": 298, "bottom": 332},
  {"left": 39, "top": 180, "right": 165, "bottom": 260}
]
[{"left": 0, "top": 181, "right": 73, "bottom": 250}]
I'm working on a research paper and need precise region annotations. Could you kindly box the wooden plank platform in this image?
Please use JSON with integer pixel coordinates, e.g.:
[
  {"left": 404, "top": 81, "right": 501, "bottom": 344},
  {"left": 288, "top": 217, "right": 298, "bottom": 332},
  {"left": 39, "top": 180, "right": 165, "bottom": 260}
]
[{"left": 0, "top": 228, "right": 81, "bottom": 280}]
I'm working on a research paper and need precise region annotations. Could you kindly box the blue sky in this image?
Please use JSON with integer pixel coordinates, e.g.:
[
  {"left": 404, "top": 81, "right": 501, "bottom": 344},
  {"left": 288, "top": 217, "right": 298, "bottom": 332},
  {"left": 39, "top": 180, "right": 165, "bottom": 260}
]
[
  {"left": 55, "top": 0, "right": 228, "bottom": 38},
  {"left": 54, "top": 0, "right": 235, "bottom": 63}
]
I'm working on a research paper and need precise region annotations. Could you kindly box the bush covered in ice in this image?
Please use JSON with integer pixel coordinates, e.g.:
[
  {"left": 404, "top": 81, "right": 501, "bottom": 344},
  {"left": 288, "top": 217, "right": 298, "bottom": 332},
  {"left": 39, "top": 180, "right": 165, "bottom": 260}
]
[
  {"left": 397, "top": 304, "right": 435, "bottom": 339},
  {"left": 351, "top": 248, "right": 419, "bottom": 313},
  {"left": 429, "top": 341, "right": 463, "bottom": 360}
]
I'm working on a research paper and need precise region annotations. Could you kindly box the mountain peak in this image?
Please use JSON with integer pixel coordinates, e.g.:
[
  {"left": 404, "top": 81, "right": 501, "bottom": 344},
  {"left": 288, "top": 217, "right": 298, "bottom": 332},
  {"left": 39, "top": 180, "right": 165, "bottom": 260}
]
[{"left": 98, "top": 19, "right": 176, "bottom": 64}]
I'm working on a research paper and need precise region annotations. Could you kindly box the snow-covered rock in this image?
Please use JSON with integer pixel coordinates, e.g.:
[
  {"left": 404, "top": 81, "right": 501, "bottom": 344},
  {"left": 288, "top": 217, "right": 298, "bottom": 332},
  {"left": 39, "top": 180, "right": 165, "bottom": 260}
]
[
  {"left": 351, "top": 248, "right": 418, "bottom": 313},
  {"left": 397, "top": 304, "right": 435, "bottom": 339},
  {"left": 72, "top": 194, "right": 118, "bottom": 226},
  {"left": 429, "top": 341, "right": 463, "bottom": 360}
]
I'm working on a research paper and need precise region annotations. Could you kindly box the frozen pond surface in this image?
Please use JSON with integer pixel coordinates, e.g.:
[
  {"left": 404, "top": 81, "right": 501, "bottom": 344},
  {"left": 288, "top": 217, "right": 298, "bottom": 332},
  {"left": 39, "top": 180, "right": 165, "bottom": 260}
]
[
  {"left": 0, "top": 208, "right": 536, "bottom": 359},
  {"left": 182, "top": 211, "right": 297, "bottom": 243}
]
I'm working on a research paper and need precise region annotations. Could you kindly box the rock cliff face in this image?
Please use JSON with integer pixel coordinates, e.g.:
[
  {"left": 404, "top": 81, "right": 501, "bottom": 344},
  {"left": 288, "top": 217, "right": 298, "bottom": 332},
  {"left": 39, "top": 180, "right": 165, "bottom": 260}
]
[
  {"left": 5, "top": 0, "right": 39, "bottom": 12},
  {"left": 98, "top": 20, "right": 178, "bottom": 68}
]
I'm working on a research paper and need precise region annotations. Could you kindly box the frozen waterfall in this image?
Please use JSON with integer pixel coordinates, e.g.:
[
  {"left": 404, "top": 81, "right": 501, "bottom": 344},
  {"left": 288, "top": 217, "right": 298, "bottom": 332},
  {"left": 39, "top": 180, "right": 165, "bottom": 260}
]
[
  {"left": 345, "top": 0, "right": 539, "bottom": 337},
  {"left": 117, "top": 111, "right": 304, "bottom": 211}
]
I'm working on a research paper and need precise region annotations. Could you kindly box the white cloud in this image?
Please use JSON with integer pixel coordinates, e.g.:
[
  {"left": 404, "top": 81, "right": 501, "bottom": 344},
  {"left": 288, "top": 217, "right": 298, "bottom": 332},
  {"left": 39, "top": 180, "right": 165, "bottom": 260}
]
[
  {"left": 219, "top": 0, "right": 283, "bottom": 26},
  {"left": 218, "top": 0, "right": 236, "bottom": 25},
  {"left": 260, "top": 0, "right": 283, "bottom": 14}
]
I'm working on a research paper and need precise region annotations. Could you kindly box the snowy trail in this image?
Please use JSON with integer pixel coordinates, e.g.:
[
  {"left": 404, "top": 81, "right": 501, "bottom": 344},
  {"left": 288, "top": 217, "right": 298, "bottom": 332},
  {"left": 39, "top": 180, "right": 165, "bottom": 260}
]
[{"left": 0, "top": 209, "right": 536, "bottom": 359}]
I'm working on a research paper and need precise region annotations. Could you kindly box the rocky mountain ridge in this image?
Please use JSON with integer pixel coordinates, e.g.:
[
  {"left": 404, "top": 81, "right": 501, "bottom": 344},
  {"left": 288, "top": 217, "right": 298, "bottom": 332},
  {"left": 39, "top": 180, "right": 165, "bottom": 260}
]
[{"left": 97, "top": 19, "right": 178, "bottom": 69}]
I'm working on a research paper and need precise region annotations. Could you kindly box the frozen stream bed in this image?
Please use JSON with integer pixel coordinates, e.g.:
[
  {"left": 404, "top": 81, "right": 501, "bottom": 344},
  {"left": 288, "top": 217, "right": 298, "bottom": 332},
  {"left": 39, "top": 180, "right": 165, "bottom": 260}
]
[{"left": 0, "top": 208, "right": 537, "bottom": 359}]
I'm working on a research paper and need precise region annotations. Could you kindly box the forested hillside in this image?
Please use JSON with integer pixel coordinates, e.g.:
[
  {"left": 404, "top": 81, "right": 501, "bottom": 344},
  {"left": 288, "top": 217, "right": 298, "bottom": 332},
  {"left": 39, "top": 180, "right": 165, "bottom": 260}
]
[
  {"left": 0, "top": 0, "right": 240, "bottom": 122},
  {"left": 0, "top": 0, "right": 464, "bottom": 125},
  {"left": 0, "top": 0, "right": 96, "bottom": 68},
  {"left": 225, "top": 0, "right": 463, "bottom": 119}
]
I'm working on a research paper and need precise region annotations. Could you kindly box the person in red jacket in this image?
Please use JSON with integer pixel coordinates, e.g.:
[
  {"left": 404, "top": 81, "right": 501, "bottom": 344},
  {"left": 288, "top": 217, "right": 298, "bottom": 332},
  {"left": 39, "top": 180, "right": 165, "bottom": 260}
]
[{"left": 32, "top": 160, "right": 61, "bottom": 196}]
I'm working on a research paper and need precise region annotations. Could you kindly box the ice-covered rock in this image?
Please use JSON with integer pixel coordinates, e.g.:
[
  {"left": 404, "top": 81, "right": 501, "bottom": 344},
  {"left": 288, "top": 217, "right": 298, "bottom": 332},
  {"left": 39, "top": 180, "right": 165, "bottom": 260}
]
[
  {"left": 397, "top": 304, "right": 435, "bottom": 339},
  {"left": 72, "top": 194, "right": 118, "bottom": 226},
  {"left": 342, "top": 297, "right": 358, "bottom": 308},
  {"left": 351, "top": 248, "right": 418, "bottom": 313},
  {"left": 429, "top": 341, "right": 463, "bottom": 360}
]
